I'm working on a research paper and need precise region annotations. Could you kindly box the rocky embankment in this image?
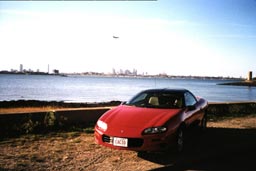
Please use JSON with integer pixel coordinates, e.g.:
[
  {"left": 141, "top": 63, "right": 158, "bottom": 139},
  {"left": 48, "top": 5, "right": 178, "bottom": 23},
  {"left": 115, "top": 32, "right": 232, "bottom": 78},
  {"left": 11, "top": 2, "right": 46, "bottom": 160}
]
[
  {"left": 0, "top": 100, "right": 121, "bottom": 109},
  {"left": 218, "top": 80, "right": 256, "bottom": 87}
]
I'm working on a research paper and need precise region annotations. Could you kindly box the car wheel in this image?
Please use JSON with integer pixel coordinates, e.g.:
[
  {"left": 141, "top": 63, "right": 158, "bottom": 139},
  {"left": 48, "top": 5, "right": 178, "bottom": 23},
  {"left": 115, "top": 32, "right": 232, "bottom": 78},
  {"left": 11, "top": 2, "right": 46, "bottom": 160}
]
[
  {"left": 176, "top": 127, "right": 185, "bottom": 153},
  {"left": 137, "top": 151, "right": 148, "bottom": 157}
]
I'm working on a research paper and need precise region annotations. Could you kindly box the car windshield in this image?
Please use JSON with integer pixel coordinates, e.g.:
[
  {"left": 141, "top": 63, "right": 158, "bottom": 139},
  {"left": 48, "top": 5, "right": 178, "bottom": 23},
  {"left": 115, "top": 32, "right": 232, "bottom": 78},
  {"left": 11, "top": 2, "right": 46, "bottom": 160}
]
[{"left": 126, "top": 91, "right": 184, "bottom": 109}]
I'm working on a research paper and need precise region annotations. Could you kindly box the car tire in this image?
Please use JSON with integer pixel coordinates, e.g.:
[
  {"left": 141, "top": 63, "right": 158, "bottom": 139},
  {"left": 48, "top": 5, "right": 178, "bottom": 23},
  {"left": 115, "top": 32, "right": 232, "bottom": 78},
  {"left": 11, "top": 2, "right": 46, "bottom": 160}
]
[
  {"left": 200, "top": 114, "right": 207, "bottom": 132},
  {"left": 176, "top": 127, "right": 185, "bottom": 153},
  {"left": 137, "top": 151, "right": 148, "bottom": 158}
]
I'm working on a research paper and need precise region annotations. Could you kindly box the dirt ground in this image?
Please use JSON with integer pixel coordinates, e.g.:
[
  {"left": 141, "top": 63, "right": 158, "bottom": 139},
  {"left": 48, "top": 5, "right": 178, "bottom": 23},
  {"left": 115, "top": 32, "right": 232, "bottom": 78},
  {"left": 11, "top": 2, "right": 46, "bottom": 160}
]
[{"left": 1, "top": 115, "right": 256, "bottom": 171}]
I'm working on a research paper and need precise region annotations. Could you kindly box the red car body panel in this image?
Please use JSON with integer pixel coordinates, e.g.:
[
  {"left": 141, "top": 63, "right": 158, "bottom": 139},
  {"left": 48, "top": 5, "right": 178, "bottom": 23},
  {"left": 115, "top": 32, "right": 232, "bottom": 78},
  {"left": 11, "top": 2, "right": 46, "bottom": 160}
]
[
  {"left": 94, "top": 89, "right": 208, "bottom": 152},
  {"left": 100, "top": 105, "right": 181, "bottom": 135}
]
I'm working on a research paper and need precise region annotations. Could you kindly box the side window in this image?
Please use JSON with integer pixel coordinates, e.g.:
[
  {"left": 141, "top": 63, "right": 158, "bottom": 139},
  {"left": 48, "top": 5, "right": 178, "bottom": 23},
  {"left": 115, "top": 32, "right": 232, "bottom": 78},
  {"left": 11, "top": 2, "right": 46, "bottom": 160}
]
[{"left": 184, "top": 92, "right": 197, "bottom": 106}]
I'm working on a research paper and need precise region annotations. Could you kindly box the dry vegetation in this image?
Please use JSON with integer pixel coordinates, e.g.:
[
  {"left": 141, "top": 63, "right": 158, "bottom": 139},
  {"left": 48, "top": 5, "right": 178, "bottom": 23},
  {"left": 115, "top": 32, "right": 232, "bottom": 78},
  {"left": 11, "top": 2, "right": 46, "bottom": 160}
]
[
  {"left": 1, "top": 114, "right": 256, "bottom": 171},
  {"left": 0, "top": 107, "right": 65, "bottom": 114},
  {"left": 208, "top": 115, "right": 256, "bottom": 129}
]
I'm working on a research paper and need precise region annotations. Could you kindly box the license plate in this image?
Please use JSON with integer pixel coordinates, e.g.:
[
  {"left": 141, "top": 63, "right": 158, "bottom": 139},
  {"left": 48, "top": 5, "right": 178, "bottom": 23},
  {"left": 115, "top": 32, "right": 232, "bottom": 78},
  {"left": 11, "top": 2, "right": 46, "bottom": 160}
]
[{"left": 113, "top": 137, "right": 128, "bottom": 147}]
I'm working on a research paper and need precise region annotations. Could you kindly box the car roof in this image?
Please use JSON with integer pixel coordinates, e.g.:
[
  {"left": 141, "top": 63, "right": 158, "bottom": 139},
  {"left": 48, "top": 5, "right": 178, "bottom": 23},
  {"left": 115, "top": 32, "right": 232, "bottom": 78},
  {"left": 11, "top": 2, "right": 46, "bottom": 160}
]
[{"left": 140, "top": 88, "right": 189, "bottom": 94}]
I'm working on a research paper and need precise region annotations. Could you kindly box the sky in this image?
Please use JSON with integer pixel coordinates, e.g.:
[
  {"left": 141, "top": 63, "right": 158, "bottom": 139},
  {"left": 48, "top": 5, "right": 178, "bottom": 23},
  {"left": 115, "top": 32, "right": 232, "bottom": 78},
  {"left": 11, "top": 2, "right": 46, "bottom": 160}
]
[{"left": 0, "top": 0, "right": 256, "bottom": 78}]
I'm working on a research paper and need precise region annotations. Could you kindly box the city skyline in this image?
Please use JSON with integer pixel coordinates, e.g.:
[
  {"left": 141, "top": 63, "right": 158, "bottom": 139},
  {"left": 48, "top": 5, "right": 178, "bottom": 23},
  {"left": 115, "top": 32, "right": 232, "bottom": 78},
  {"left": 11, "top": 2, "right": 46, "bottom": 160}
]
[
  {"left": 0, "top": 1, "right": 256, "bottom": 78},
  {"left": 0, "top": 63, "right": 162, "bottom": 76},
  {"left": 1, "top": 63, "right": 250, "bottom": 79}
]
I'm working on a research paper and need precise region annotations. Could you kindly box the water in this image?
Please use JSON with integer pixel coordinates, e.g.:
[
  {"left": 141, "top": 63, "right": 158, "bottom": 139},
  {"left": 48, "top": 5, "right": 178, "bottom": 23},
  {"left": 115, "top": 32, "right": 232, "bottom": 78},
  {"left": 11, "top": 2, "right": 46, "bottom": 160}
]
[{"left": 0, "top": 74, "right": 255, "bottom": 103}]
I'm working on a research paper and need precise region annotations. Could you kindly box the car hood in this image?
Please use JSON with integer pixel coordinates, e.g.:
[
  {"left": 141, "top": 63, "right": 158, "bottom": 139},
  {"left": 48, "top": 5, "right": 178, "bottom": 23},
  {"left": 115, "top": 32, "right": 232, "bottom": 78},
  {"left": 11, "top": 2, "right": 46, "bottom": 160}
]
[{"left": 99, "top": 105, "right": 181, "bottom": 136}]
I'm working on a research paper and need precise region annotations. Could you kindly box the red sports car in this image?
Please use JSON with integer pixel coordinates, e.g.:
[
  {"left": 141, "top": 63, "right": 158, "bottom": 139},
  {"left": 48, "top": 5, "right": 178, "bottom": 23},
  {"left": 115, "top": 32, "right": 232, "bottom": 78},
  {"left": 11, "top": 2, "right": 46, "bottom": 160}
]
[{"left": 94, "top": 88, "right": 208, "bottom": 152}]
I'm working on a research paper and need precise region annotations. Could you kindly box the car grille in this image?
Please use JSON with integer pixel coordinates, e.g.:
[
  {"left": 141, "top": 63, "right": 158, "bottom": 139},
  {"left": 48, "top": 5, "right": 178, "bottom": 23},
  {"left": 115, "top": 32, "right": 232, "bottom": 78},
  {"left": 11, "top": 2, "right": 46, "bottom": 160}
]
[
  {"left": 102, "top": 134, "right": 144, "bottom": 148},
  {"left": 102, "top": 134, "right": 111, "bottom": 143}
]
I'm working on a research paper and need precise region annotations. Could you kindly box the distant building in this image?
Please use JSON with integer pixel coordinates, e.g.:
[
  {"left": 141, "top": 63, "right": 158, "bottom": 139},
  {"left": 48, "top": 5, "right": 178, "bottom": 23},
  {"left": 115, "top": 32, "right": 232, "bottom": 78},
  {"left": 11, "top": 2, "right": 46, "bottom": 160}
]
[
  {"left": 20, "top": 64, "right": 23, "bottom": 72},
  {"left": 124, "top": 69, "right": 132, "bottom": 75},
  {"left": 111, "top": 68, "right": 138, "bottom": 76},
  {"left": 53, "top": 69, "right": 59, "bottom": 74},
  {"left": 119, "top": 69, "right": 123, "bottom": 75},
  {"left": 112, "top": 68, "right": 116, "bottom": 75},
  {"left": 248, "top": 71, "right": 253, "bottom": 81},
  {"left": 133, "top": 68, "right": 137, "bottom": 76}
]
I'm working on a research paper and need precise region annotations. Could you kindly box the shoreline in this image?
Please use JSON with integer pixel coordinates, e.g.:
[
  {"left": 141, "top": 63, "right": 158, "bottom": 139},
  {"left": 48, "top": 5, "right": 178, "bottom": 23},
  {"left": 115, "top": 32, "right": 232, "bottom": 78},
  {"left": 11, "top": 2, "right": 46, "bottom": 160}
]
[
  {"left": 0, "top": 100, "right": 121, "bottom": 109},
  {"left": 1, "top": 100, "right": 256, "bottom": 115},
  {"left": 0, "top": 100, "right": 121, "bottom": 114},
  {"left": 2, "top": 99, "right": 256, "bottom": 106},
  {"left": 0, "top": 72, "right": 243, "bottom": 80}
]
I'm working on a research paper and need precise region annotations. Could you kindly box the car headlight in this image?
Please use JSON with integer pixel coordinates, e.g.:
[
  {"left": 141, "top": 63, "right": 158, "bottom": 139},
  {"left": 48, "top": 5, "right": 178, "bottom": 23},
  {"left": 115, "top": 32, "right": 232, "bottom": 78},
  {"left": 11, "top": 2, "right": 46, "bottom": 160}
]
[
  {"left": 97, "top": 120, "right": 108, "bottom": 131},
  {"left": 143, "top": 127, "right": 167, "bottom": 134}
]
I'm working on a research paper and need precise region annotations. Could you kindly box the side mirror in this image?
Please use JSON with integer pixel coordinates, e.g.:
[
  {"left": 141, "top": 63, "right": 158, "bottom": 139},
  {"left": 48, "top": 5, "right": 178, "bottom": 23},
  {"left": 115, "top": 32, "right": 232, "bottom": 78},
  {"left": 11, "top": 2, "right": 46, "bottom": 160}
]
[{"left": 187, "top": 105, "right": 196, "bottom": 111}]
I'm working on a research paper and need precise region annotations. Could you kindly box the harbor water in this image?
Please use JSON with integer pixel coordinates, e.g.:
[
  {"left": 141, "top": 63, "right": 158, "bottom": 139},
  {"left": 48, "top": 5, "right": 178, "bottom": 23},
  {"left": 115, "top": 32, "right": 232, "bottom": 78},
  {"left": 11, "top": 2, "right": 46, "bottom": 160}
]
[{"left": 0, "top": 74, "right": 255, "bottom": 103}]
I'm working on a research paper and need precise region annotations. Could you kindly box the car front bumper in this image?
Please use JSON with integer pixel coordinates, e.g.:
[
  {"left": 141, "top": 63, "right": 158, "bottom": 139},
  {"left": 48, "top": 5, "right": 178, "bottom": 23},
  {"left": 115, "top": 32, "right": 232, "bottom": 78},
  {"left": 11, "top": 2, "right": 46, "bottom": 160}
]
[{"left": 94, "top": 127, "right": 177, "bottom": 152}]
